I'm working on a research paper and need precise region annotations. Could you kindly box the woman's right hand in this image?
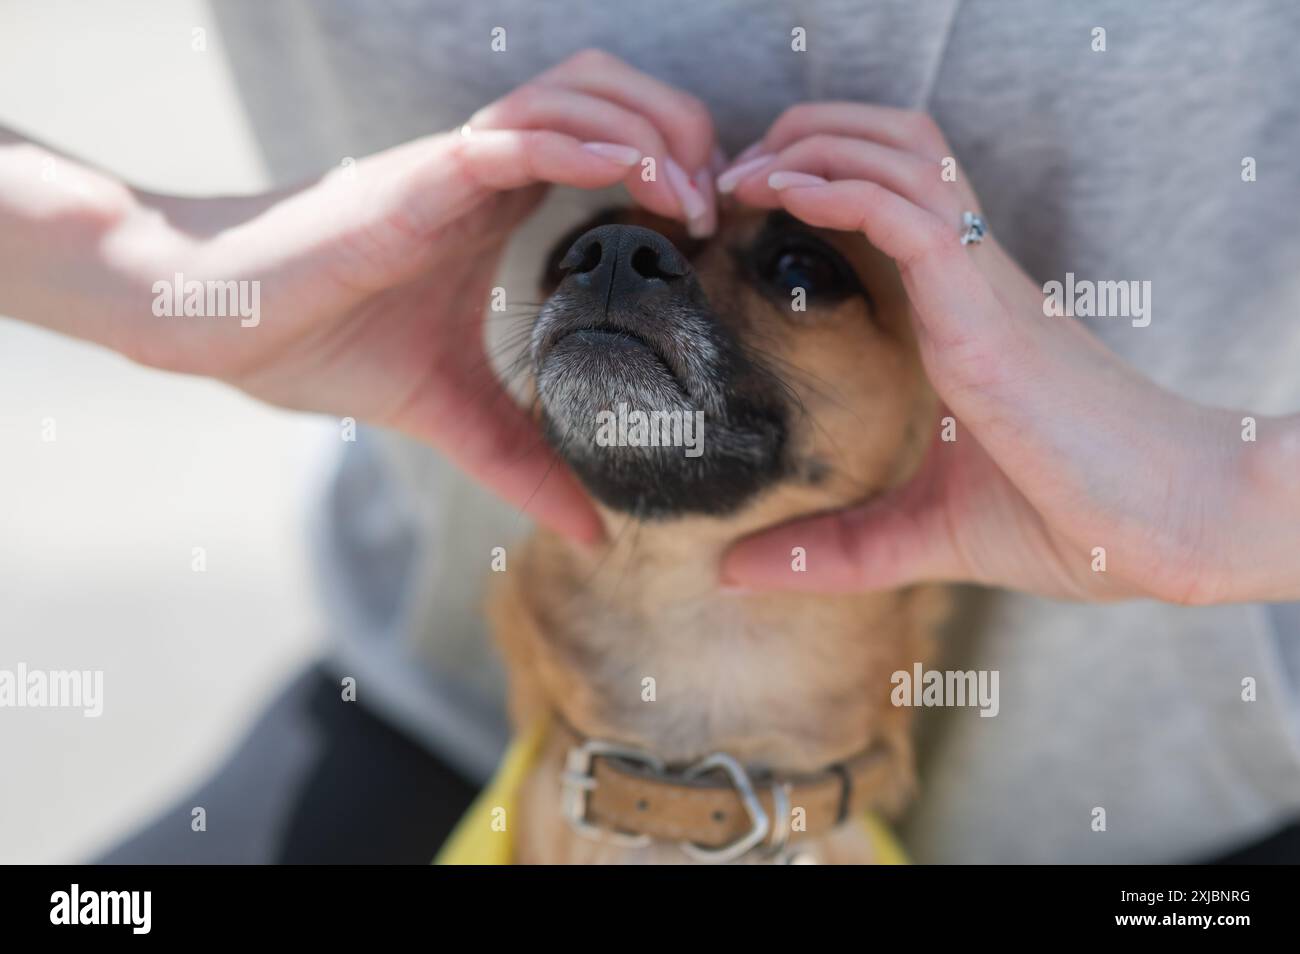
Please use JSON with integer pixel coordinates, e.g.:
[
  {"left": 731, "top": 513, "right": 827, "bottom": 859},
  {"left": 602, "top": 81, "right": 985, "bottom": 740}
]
[{"left": 1, "top": 50, "right": 720, "bottom": 543}]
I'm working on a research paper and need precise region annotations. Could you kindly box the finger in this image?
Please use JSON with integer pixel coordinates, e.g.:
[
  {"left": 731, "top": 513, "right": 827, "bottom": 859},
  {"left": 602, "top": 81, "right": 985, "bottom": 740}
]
[
  {"left": 691, "top": 159, "right": 718, "bottom": 237},
  {"left": 319, "top": 129, "right": 640, "bottom": 294},
  {"left": 448, "top": 127, "right": 646, "bottom": 195},
  {"left": 394, "top": 362, "right": 605, "bottom": 544},
  {"left": 730, "top": 134, "right": 971, "bottom": 220},
  {"left": 731, "top": 102, "right": 950, "bottom": 166},
  {"left": 538, "top": 49, "right": 717, "bottom": 173},
  {"left": 720, "top": 481, "right": 963, "bottom": 592},
  {"left": 537, "top": 49, "right": 716, "bottom": 235},
  {"left": 765, "top": 176, "right": 959, "bottom": 272},
  {"left": 764, "top": 173, "right": 1136, "bottom": 575},
  {"left": 765, "top": 178, "right": 1048, "bottom": 442},
  {"left": 469, "top": 85, "right": 684, "bottom": 221},
  {"left": 389, "top": 127, "right": 644, "bottom": 238}
]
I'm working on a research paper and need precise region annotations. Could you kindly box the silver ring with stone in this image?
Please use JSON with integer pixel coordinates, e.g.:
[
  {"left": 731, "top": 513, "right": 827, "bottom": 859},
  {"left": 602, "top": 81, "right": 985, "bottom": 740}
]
[{"left": 960, "top": 211, "right": 987, "bottom": 246}]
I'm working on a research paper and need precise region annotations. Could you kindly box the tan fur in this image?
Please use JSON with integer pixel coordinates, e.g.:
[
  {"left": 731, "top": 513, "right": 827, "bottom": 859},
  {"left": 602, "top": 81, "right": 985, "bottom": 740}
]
[{"left": 488, "top": 208, "right": 946, "bottom": 864}]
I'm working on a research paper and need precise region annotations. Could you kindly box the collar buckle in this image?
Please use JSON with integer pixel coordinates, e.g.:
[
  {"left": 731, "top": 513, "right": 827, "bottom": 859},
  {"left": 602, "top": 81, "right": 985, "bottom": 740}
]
[
  {"left": 561, "top": 739, "right": 665, "bottom": 849},
  {"left": 561, "top": 739, "right": 774, "bottom": 863}
]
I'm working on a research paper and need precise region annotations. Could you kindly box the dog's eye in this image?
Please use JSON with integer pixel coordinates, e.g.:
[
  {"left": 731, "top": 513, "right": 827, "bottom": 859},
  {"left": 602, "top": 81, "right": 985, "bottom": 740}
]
[{"left": 754, "top": 237, "right": 858, "bottom": 302}]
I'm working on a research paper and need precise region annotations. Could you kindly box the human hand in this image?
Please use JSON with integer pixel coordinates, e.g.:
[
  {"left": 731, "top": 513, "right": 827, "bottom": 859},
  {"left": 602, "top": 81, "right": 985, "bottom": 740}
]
[
  {"left": 717, "top": 103, "right": 1296, "bottom": 604},
  {"left": 96, "top": 51, "right": 719, "bottom": 543}
]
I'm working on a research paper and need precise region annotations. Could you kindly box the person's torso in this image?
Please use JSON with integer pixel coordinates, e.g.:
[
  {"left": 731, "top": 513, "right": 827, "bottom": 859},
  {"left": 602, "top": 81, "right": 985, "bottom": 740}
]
[{"left": 212, "top": 0, "right": 1300, "bottom": 861}]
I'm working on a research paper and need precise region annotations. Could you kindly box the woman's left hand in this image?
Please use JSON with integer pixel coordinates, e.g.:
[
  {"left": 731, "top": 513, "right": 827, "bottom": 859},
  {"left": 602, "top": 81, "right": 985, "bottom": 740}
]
[{"left": 717, "top": 103, "right": 1300, "bottom": 605}]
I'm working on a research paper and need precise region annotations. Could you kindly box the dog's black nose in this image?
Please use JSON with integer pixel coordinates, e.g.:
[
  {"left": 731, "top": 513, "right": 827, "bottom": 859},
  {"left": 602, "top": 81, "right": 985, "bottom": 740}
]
[{"left": 557, "top": 224, "right": 691, "bottom": 310}]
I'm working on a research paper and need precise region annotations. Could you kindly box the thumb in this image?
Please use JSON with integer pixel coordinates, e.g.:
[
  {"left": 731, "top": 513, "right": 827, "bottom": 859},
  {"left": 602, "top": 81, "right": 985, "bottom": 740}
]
[{"left": 720, "top": 478, "right": 961, "bottom": 593}]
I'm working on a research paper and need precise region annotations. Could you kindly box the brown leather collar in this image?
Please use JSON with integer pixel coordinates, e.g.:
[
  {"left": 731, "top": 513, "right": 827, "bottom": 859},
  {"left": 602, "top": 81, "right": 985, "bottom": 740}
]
[{"left": 557, "top": 722, "right": 893, "bottom": 862}]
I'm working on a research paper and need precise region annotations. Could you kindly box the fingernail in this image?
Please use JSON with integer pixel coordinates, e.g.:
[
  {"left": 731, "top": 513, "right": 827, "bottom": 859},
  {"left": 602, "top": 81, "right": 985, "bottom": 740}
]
[
  {"left": 664, "top": 157, "right": 708, "bottom": 222},
  {"left": 581, "top": 141, "right": 642, "bottom": 166},
  {"left": 716, "top": 154, "right": 773, "bottom": 194},
  {"left": 733, "top": 140, "right": 766, "bottom": 164},
  {"left": 688, "top": 166, "right": 717, "bottom": 238},
  {"left": 688, "top": 217, "right": 711, "bottom": 238},
  {"left": 768, "top": 171, "right": 830, "bottom": 191}
]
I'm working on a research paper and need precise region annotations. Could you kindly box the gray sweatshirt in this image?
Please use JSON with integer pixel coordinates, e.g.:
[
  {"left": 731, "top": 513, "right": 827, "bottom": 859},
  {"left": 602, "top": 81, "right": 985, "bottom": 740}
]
[{"left": 211, "top": 0, "right": 1300, "bottom": 862}]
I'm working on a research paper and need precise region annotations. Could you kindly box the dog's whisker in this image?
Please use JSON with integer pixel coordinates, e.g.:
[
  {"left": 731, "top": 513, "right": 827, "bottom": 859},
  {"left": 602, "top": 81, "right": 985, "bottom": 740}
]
[{"left": 739, "top": 337, "right": 871, "bottom": 475}]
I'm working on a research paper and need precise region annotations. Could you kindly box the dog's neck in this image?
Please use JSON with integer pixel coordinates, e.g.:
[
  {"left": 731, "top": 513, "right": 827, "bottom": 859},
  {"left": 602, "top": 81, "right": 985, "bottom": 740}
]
[{"left": 503, "top": 498, "right": 932, "bottom": 782}]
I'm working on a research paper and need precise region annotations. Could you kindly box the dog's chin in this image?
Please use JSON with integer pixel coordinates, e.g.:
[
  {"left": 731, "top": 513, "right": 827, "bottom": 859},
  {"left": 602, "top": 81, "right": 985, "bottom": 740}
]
[
  {"left": 535, "top": 335, "right": 787, "bottom": 520},
  {"left": 544, "top": 328, "right": 688, "bottom": 405}
]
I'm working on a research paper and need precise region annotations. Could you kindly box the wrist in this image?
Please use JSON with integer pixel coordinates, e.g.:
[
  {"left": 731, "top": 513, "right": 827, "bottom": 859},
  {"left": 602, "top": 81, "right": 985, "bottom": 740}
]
[
  {"left": 100, "top": 199, "right": 201, "bottom": 370},
  {"left": 1127, "top": 403, "right": 1274, "bottom": 607},
  {"left": 0, "top": 141, "right": 189, "bottom": 363}
]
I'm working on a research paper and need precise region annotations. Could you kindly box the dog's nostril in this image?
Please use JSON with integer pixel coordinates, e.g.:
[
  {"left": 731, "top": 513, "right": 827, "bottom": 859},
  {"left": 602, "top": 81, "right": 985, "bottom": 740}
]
[
  {"left": 630, "top": 245, "right": 674, "bottom": 281},
  {"left": 570, "top": 240, "right": 602, "bottom": 274},
  {"left": 558, "top": 237, "right": 603, "bottom": 275}
]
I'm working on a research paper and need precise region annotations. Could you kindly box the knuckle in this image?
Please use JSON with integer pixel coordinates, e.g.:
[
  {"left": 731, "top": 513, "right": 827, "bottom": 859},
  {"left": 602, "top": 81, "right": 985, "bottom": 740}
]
[
  {"left": 770, "top": 103, "right": 812, "bottom": 140},
  {"left": 675, "top": 94, "right": 712, "bottom": 132},
  {"left": 785, "top": 132, "right": 843, "bottom": 171},
  {"left": 465, "top": 101, "right": 495, "bottom": 128},
  {"left": 901, "top": 111, "right": 937, "bottom": 137},
  {"left": 500, "top": 83, "right": 543, "bottom": 117},
  {"left": 444, "top": 134, "right": 478, "bottom": 185},
  {"left": 900, "top": 111, "right": 941, "bottom": 147},
  {"left": 802, "top": 132, "right": 841, "bottom": 155},
  {"left": 907, "top": 220, "right": 956, "bottom": 266},
  {"left": 779, "top": 102, "right": 816, "bottom": 126},
  {"left": 623, "top": 114, "right": 661, "bottom": 149},
  {"left": 517, "top": 130, "right": 545, "bottom": 175},
  {"left": 569, "top": 47, "right": 615, "bottom": 69},
  {"left": 915, "top": 115, "right": 949, "bottom": 153},
  {"left": 850, "top": 180, "right": 887, "bottom": 227},
  {"left": 469, "top": 101, "right": 515, "bottom": 131}
]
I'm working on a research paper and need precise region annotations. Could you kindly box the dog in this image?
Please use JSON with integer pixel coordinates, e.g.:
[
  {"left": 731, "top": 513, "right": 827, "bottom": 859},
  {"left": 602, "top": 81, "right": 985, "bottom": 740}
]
[{"left": 485, "top": 203, "right": 947, "bottom": 864}]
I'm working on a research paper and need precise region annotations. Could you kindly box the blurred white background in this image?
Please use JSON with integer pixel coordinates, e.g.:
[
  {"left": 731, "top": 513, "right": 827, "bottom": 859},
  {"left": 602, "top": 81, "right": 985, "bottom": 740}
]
[{"left": 0, "top": 1, "right": 330, "bottom": 862}]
